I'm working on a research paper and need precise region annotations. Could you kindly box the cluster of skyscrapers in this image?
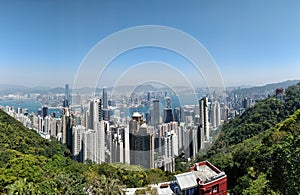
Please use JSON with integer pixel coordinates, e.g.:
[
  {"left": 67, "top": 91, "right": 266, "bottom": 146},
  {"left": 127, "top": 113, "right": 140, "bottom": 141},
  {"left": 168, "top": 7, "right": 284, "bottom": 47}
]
[
  {"left": 1, "top": 84, "right": 227, "bottom": 172},
  {"left": 67, "top": 86, "right": 225, "bottom": 172}
]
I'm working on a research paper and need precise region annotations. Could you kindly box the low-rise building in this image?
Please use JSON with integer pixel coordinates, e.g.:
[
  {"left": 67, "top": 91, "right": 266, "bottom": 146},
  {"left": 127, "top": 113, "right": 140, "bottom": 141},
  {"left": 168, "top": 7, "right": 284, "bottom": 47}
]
[{"left": 173, "top": 161, "right": 227, "bottom": 195}]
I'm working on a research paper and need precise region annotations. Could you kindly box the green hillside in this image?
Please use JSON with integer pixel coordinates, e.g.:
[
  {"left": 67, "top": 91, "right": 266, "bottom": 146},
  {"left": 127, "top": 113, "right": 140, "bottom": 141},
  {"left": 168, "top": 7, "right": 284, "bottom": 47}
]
[
  {"left": 2, "top": 83, "right": 300, "bottom": 194},
  {"left": 0, "top": 109, "right": 173, "bottom": 194},
  {"left": 199, "top": 83, "right": 300, "bottom": 194}
]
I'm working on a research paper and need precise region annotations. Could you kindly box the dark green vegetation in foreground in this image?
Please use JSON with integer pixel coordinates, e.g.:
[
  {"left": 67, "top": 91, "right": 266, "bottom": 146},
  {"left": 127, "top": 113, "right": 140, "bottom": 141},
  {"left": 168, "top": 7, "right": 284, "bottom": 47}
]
[
  {"left": 197, "top": 83, "right": 300, "bottom": 194},
  {"left": 1, "top": 83, "right": 300, "bottom": 194},
  {"left": 0, "top": 109, "right": 174, "bottom": 194}
]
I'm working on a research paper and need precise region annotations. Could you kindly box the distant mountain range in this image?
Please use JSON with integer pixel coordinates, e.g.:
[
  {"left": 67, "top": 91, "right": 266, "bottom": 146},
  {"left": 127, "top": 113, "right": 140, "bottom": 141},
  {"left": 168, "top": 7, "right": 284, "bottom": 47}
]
[
  {"left": 230, "top": 79, "right": 300, "bottom": 95},
  {"left": 0, "top": 80, "right": 299, "bottom": 95}
]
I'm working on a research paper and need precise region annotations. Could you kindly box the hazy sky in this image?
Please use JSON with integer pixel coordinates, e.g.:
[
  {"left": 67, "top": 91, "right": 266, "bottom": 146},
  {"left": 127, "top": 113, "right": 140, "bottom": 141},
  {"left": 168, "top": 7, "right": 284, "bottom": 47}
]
[{"left": 1, "top": 0, "right": 300, "bottom": 88}]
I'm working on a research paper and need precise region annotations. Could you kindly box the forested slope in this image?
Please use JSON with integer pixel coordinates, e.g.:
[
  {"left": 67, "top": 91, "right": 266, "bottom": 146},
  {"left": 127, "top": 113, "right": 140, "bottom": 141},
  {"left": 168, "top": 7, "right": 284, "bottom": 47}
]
[
  {"left": 199, "top": 83, "right": 300, "bottom": 194},
  {"left": 0, "top": 109, "right": 172, "bottom": 194}
]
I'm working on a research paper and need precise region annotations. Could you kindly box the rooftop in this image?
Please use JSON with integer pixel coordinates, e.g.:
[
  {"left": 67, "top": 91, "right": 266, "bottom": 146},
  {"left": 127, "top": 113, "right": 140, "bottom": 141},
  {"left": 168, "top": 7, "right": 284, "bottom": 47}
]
[
  {"left": 174, "top": 171, "right": 198, "bottom": 190},
  {"left": 132, "top": 112, "right": 142, "bottom": 118},
  {"left": 190, "top": 161, "right": 226, "bottom": 184},
  {"left": 193, "top": 165, "right": 218, "bottom": 183}
]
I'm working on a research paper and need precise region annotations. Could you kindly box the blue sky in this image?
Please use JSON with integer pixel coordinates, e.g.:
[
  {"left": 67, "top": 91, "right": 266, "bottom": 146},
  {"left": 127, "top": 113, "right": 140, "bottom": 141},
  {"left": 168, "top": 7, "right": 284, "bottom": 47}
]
[{"left": 0, "top": 0, "right": 300, "bottom": 88}]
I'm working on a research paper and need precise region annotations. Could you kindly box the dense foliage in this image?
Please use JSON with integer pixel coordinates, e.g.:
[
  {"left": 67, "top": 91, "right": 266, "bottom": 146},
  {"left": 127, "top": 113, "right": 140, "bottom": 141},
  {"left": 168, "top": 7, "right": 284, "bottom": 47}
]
[
  {"left": 2, "top": 83, "right": 300, "bottom": 194},
  {"left": 198, "top": 83, "right": 300, "bottom": 194},
  {"left": 0, "top": 109, "right": 174, "bottom": 194}
]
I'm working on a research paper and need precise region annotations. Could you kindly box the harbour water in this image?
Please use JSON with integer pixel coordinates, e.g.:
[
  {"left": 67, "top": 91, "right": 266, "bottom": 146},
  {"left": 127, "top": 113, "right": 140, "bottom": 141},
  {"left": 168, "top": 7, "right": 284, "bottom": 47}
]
[
  {"left": 127, "top": 93, "right": 200, "bottom": 116},
  {"left": 0, "top": 99, "right": 62, "bottom": 117},
  {"left": 0, "top": 99, "right": 42, "bottom": 114},
  {"left": 0, "top": 94, "right": 199, "bottom": 118}
]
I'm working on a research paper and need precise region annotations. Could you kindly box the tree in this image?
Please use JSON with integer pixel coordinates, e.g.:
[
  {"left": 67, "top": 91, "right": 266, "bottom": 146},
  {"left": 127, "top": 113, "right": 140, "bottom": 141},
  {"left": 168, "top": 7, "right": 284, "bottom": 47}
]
[
  {"left": 55, "top": 172, "right": 87, "bottom": 194},
  {"left": 242, "top": 174, "right": 269, "bottom": 195},
  {"left": 5, "top": 178, "right": 35, "bottom": 195},
  {"left": 88, "top": 174, "right": 125, "bottom": 195}
]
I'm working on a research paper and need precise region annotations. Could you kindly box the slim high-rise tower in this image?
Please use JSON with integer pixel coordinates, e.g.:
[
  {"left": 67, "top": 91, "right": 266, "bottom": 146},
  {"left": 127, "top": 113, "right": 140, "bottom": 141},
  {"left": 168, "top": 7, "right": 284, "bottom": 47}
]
[
  {"left": 63, "top": 84, "right": 70, "bottom": 107},
  {"left": 65, "top": 84, "right": 69, "bottom": 99},
  {"left": 72, "top": 125, "right": 85, "bottom": 162},
  {"left": 103, "top": 87, "right": 108, "bottom": 109},
  {"left": 173, "top": 107, "right": 181, "bottom": 124},
  {"left": 89, "top": 98, "right": 102, "bottom": 129},
  {"left": 102, "top": 87, "right": 109, "bottom": 121},
  {"left": 151, "top": 99, "right": 160, "bottom": 127},
  {"left": 211, "top": 101, "right": 221, "bottom": 128},
  {"left": 61, "top": 107, "right": 72, "bottom": 149},
  {"left": 163, "top": 97, "right": 173, "bottom": 123},
  {"left": 199, "top": 97, "right": 209, "bottom": 142},
  {"left": 82, "top": 99, "right": 105, "bottom": 164}
]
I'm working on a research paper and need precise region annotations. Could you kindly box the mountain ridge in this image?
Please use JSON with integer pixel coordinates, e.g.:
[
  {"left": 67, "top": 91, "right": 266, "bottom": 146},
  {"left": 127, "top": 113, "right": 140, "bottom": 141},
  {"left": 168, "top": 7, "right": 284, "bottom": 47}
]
[{"left": 1, "top": 79, "right": 299, "bottom": 95}]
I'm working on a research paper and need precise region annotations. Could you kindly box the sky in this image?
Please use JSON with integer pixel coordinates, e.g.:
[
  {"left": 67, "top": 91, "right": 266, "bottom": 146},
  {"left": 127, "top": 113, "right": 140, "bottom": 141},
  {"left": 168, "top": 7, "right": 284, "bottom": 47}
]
[{"left": 0, "top": 0, "right": 300, "bottom": 88}]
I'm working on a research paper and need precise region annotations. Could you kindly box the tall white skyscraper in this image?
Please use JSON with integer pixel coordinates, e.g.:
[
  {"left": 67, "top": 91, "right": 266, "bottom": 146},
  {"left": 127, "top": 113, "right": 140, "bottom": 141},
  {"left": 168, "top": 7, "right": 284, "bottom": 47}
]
[
  {"left": 211, "top": 101, "right": 221, "bottom": 128},
  {"left": 178, "top": 122, "right": 185, "bottom": 150},
  {"left": 124, "top": 126, "right": 130, "bottom": 164},
  {"left": 89, "top": 98, "right": 102, "bottom": 129},
  {"left": 95, "top": 120, "right": 105, "bottom": 164},
  {"left": 160, "top": 121, "right": 178, "bottom": 172},
  {"left": 72, "top": 125, "right": 85, "bottom": 162},
  {"left": 83, "top": 129, "right": 97, "bottom": 162},
  {"left": 79, "top": 99, "right": 106, "bottom": 164}
]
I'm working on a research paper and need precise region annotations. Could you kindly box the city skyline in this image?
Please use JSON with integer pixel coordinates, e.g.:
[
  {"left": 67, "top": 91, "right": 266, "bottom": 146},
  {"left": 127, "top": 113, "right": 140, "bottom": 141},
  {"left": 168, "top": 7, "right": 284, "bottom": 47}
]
[{"left": 1, "top": 1, "right": 300, "bottom": 87}]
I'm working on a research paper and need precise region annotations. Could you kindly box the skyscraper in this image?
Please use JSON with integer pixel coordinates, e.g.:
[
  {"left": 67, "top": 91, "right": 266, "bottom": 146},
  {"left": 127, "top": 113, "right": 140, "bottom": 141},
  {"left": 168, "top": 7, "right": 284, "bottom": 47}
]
[
  {"left": 111, "top": 125, "right": 124, "bottom": 163},
  {"left": 173, "top": 107, "right": 181, "bottom": 124},
  {"left": 151, "top": 99, "right": 160, "bottom": 127},
  {"left": 163, "top": 97, "right": 173, "bottom": 123},
  {"left": 63, "top": 84, "right": 70, "bottom": 107},
  {"left": 42, "top": 106, "right": 48, "bottom": 118},
  {"left": 159, "top": 121, "right": 178, "bottom": 172},
  {"left": 84, "top": 99, "right": 106, "bottom": 164},
  {"left": 65, "top": 84, "right": 69, "bottom": 100},
  {"left": 129, "top": 112, "right": 154, "bottom": 169},
  {"left": 199, "top": 97, "right": 209, "bottom": 142},
  {"left": 89, "top": 98, "right": 102, "bottom": 129},
  {"left": 211, "top": 101, "right": 221, "bottom": 128},
  {"left": 83, "top": 129, "right": 97, "bottom": 162},
  {"left": 95, "top": 120, "right": 106, "bottom": 164},
  {"left": 103, "top": 87, "right": 108, "bottom": 109},
  {"left": 72, "top": 125, "right": 85, "bottom": 162},
  {"left": 102, "top": 87, "right": 109, "bottom": 121},
  {"left": 61, "top": 107, "right": 72, "bottom": 150},
  {"left": 124, "top": 126, "right": 130, "bottom": 164},
  {"left": 37, "top": 108, "right": 42, "bottom": 117}
]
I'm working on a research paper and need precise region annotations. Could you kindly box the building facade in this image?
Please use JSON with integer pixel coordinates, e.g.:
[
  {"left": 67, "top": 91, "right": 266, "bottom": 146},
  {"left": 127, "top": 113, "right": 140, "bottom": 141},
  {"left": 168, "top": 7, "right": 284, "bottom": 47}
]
[{"left": 174, "top": 161, "right": 227, "bottom": 195}]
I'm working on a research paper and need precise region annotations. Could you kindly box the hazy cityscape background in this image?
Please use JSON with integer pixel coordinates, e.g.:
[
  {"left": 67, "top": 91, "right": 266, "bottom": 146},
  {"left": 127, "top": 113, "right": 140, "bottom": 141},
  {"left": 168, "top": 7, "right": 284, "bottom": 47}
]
[{"left": 1, "top": 1, "right": 300, "bottom": 194}]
